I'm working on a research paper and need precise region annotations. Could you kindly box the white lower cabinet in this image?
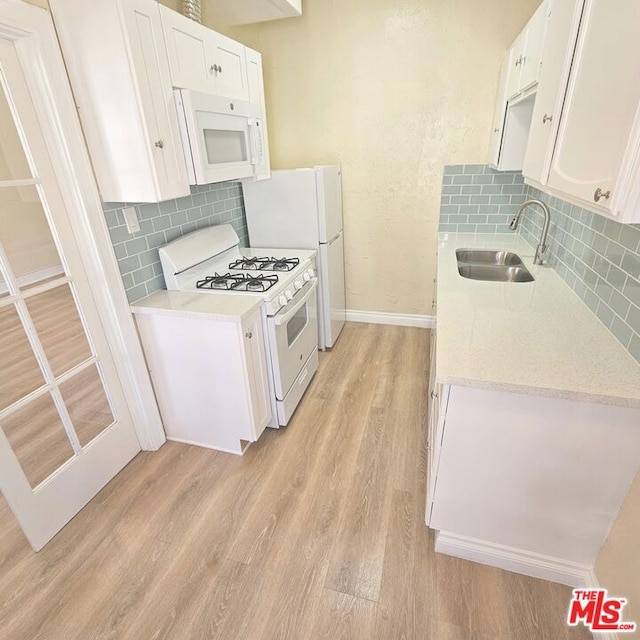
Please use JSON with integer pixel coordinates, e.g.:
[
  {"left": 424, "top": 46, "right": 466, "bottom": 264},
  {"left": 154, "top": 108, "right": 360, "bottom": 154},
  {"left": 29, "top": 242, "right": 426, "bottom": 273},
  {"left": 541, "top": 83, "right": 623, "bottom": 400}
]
[
  {"left": 427, "top": 382, "right": 640, "bottom": 585},
  {"left": 134, "top": 309, "right": 271, "bottom": 455}
]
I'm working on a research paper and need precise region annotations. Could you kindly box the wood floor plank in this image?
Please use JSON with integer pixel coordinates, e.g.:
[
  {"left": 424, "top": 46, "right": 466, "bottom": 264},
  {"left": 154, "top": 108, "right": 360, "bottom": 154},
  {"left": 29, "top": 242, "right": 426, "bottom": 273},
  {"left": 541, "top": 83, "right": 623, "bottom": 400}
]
[
  {"left": 303, "top": 587, "right": 377, "bottom": 640},
  {"left": 435, "top": 553, "right": 511, "bottom": 636},
  {"left": 373, "top": 489, "right": 437, "bottom": 639},
  {"left": 323, "top": 407, "right": 398, "bottom": 601}
]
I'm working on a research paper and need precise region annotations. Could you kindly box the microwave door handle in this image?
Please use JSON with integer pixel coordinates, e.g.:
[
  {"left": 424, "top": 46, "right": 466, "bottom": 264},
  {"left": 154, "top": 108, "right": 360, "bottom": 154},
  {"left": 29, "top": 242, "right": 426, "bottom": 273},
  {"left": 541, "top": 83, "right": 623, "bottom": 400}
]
[
  {"left": 274, "top": 279, "right": 318, "bottom": 326},
  {"left": 247, "top": 119, "right": 258, "bottom": 166}
]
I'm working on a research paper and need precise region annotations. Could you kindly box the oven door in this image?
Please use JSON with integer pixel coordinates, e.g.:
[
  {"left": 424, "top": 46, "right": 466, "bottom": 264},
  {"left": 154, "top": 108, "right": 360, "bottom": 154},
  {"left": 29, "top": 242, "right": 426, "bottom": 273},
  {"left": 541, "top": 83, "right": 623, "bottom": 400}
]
[
  {"left": 176, "top": 90, "right": 259, "bottom": 184},
  {"left": 267, "top": 279, "right": 319, "bottom": 400}
]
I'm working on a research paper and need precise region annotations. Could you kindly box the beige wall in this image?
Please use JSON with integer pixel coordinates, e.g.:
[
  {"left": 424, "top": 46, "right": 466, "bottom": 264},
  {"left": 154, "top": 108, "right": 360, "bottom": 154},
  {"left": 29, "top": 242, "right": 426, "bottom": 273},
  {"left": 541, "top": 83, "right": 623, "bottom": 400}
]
[
  {"left": 209, "top": 0, "right": 540, "bottom": 314},
  {"left": 596, "top": 470, "right": 640, "bottom": 631}
]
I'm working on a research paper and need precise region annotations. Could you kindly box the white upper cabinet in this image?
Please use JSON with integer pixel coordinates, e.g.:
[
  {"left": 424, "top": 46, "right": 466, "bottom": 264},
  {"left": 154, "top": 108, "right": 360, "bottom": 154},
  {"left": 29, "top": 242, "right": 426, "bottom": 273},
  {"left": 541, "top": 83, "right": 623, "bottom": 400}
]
[
  {"left": 523, "top": 0, "right": 582, "bottom": 185},
  {"left": 505, "top": 1, "right": 548, "bottom": 102},
  {"left": 547, "top": 0, "right": 640, "bottom": 219},
  {"left": 160, "top": 6, "right": 249, "bottom": 101},
  {"left": 519, "top": 2, "right": 548, "bottom": 92},
  {"left": 489, "top": 1, "right": 549, "bottom": 172},
  {"left": 208, "top": 0, "right": 302, "bottom": 26},
  {"left": 50, "top": 0, "right": 190, "bottom": 203}
]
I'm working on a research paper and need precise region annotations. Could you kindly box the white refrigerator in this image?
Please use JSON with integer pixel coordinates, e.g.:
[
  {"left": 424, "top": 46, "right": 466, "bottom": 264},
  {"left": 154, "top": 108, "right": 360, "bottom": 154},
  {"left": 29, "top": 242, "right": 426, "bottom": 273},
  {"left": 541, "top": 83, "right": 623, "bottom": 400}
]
[{"left": 243, "top": 165, "right": 346, "bottom": 350}]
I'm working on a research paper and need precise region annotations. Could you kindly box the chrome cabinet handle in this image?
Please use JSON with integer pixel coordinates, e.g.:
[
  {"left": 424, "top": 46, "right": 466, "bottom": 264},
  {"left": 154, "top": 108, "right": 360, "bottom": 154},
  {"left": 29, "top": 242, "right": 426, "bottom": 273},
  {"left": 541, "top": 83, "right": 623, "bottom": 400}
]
[
  {"left": 210, "top": 64, "right": 222, "bottom": 74},
  {"left": 594, "top": 188, "right": 611, "bottom": 203},
  {"left": 430, "top": 390, "right": 438, "bottom": 400},
  {"left": 515, "top": 56, "right": 523, "bottom": 66},
  {"left": 542, "top": 114, "right": 553, "bottom": 124},
  {"left": 154, "top": 140, "right": 164, "bottom": 149},
  {"left": 245, "top": 331, "right": 253, "bottom": 339}
]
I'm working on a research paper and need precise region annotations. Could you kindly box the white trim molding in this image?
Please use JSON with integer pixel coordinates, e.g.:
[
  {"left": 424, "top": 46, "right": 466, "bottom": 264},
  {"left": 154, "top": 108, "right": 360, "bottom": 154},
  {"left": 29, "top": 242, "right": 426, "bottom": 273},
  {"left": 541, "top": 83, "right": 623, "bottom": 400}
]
[
  {"left": 346, "top": 309, "right": 435, "bottom": 329},
  {"left": 582, "top": 569, "right": 620, "bottom": 640},
  {"left": 435, "top": 531, "right": 593, "bottom": 588}
]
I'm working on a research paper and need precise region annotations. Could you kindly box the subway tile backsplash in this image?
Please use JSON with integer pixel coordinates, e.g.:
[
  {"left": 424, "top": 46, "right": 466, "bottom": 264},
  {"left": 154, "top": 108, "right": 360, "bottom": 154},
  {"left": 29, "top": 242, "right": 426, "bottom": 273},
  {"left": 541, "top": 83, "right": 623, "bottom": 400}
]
[
  {"left": 518, "top": 186, "right": 640, "bottom": 363},
  {"left": 439, "top": 164, "right": 640, "bottom": 365},
  {"left": 103, "top": 181, "right": 248, "bottom": 303},
  {"left": 439, "top": 164, "right": 528, "bottom": 234}
]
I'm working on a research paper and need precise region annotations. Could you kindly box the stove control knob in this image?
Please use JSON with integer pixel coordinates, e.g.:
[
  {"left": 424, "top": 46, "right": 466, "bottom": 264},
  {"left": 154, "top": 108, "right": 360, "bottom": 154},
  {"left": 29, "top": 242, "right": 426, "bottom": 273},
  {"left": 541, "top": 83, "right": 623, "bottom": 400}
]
[
  {"left": 294, "top": 279, "right": 303, "bottom": 291},
  {"left": 303, "top": 272, "right": 311, "bottom": 282},
  {"left": 279, "top": 294, "right": 288, "bottom": 307},
  {"left": 285, "top": 289, "right": 294, "bottom": 301}
]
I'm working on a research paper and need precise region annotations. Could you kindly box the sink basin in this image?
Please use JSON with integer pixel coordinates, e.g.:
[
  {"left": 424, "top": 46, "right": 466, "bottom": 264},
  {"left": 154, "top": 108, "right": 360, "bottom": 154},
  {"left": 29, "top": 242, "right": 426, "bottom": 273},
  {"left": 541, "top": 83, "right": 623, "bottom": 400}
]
[
  {"left": 457, "top": 264, "right": 535, "bottom": 282},
  {"left": 456, "top": 249, "right": 524, "bottom": 266}
]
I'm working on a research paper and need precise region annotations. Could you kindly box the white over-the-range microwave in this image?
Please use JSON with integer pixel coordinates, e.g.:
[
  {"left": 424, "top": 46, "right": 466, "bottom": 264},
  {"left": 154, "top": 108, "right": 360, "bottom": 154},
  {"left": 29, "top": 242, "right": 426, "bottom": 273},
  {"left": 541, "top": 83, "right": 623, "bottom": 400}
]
[{"left": 174, "top": 89, "right": 268, "bottom": 185}]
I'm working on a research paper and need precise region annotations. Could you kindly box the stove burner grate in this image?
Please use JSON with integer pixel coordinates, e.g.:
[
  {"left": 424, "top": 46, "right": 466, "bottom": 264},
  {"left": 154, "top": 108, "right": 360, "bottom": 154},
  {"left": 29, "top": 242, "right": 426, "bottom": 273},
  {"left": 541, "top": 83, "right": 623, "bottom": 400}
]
[
  {"left": 196, "top": 272, "right": 279, "bottom": 292},
  {"left": 229, "top": 256, "right": 301, "bottom": 272}
]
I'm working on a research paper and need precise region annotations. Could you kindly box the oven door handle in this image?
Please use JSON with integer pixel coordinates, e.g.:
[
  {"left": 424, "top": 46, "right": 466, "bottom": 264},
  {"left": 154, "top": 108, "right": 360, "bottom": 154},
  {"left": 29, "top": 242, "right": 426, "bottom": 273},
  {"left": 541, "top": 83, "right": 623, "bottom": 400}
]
[{"left": 274, "top": 279, "right": 318, "bottom": 326}]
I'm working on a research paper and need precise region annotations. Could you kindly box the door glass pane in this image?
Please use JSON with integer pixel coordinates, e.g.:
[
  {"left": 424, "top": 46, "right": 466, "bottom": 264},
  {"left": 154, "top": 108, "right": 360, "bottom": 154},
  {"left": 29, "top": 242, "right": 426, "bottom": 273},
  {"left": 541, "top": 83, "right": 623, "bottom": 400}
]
[
  {"left": 0, "top": 304, "right": 45, "bottom": 410},
  {"left": 0, "top": 76, "right": 32, "bottom": 181},
  {"left": 204, "top": 129, "right": 247, "bottom": 164},
  {"left": 26, "top": 285, "right": 92, "bottom": 377},
  {"left": 60, "top": 364, "right": 114, "bottom": 447},
  {"left": 0, "top": 186, "right": 63, "bottom": 288},
  {"left": 0, "top": 392, "right": 74, "bottom": 488}
]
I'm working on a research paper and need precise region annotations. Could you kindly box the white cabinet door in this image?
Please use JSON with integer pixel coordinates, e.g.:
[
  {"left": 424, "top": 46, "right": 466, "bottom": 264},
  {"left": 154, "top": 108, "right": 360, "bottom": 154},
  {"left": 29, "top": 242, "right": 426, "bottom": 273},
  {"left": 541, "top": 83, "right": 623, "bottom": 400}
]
[
  {"left": 548, "top": 0, "right": 640, "bottom": 214},
  {"left": 523, "top": 0, "right": 583, "bottom": 185},
  {"left": 519, "top": 1, "right": 548, "bottom": 91},
  {"left": 506, "top": 31, "right": 527, "bottom": 100},
  {"left": 160, "top": 7, "right": 249, "bottom": 101},
  {"left": 123, "top": 0, "right": 190, "bottom": 199},
  {"left": 160, "top": 5, "right": 215, "bottom": 94},
  {"left": 241, "top": 313, "right": 270, "bottom": 441},
  {"left": 489, "top": 56, "right": 511, "bottom": 167},
  {"left": 50, "top": 0, "right": 190, "bottom": 203},
  {"left": 212, "top": 33, "right": 250, "bottom": 101}
]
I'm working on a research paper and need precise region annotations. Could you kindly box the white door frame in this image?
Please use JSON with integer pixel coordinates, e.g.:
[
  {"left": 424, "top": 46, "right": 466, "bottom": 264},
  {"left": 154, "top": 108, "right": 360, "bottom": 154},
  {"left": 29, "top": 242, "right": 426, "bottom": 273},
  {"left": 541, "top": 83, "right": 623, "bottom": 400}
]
[{"left": 0, "top": 0, "right": 166, "bottom": 450}]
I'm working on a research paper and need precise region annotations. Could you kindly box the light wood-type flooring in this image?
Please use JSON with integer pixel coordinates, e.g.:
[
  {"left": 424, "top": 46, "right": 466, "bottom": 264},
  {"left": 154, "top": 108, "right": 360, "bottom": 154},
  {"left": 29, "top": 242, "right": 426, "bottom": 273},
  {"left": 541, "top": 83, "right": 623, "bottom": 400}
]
[{"left": 0, "top": 323, "right": 590, "bottom": 639}]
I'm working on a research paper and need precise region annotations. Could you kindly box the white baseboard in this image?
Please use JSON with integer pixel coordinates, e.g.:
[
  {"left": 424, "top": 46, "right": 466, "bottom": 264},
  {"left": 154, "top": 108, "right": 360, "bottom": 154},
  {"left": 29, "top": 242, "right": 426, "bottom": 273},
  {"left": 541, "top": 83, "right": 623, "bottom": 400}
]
[
  {"left": 435, "top": 531, "right": 592, "bottom": 588},
  {"left": 346, "top": 309, "right": 435, "bottom": 329},
  {"left": 0, "top": 264, "right": 64, "bottom": 294},
  {"left": 582, "top": 570, "right": 620, "bottom": 640}
]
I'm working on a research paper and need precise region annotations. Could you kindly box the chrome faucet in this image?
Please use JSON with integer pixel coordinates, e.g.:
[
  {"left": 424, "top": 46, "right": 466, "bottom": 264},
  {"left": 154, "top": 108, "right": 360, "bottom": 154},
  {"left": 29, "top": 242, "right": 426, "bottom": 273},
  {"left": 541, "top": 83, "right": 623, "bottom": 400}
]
[{"left": 509, "top": 199, "right": 551, "bottom": 265}]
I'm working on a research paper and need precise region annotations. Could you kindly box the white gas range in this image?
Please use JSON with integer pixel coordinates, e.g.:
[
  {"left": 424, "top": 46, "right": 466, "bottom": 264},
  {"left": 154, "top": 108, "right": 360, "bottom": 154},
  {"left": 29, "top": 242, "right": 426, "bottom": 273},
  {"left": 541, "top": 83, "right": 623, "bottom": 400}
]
[{"left": 159, "top": 225, "right": 319, "bottom": 427}]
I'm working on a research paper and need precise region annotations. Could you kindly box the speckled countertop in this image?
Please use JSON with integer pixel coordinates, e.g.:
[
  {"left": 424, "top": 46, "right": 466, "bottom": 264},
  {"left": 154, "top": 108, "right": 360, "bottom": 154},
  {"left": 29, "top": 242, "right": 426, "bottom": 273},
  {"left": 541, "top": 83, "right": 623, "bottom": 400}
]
[
  {"left": 436, "top": 233, "right": 640, "bottom": 408},
  {"left": 131, "top": 290, "right": 262, "bottom": 323}
]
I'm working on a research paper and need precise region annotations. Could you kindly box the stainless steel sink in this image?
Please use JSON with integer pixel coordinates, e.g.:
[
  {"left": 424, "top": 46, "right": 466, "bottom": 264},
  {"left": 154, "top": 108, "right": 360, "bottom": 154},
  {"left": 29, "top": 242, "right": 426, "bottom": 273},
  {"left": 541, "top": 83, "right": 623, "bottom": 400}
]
[
  {"left": 457, "top": 264, "right": 535, "bottom": 282},
  {"left": 456, "top": 249, "right": 524, "bottom": 266}
]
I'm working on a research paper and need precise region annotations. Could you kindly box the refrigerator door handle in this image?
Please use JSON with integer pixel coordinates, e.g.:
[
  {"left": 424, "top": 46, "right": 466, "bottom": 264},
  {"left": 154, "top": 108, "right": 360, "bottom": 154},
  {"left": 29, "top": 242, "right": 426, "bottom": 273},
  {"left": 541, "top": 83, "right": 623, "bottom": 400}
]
[{"left": 324, "top": 231, "right": 342, "bottom": 244}]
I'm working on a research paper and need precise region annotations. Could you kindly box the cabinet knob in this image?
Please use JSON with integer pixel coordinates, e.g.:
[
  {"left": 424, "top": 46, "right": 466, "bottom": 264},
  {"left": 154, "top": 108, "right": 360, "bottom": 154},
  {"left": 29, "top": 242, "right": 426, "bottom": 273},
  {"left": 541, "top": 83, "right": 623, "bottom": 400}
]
[
  {"left": 210, "top": 64, "right": 221, "bottom": 74},
  {"left": 218, "top": 65, "right": 223, "bottom": 74},
  {"left": 542, "top": 114, "right": 553, "bottom": 124},
  {"left": 594, "top": 188, "right": 611, "bottom": 203},
  {"left": 430, "top": 390, "right": 438, "bottom": 400},
  {"left": 493, "top": 128, "right": 500, "bottom": 133},
  {"left": 515, "top": 56, "right": 523, "bottom": 67},
  {"left": 154, "top": 140, "right": 164, "bottom": 149},
  {"left": 245, "top": 331, "right": 253, "bottom": 339}
]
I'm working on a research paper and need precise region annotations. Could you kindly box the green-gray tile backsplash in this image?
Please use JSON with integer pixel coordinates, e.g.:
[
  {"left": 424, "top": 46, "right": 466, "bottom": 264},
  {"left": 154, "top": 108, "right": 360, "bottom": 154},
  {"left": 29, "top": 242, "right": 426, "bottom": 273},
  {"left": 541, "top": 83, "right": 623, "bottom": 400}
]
[
  {"left": 103, "top": 181, "right": 248, "bottom": 303},
  {"left": 440, "top": 164, "right": 640, "bottom": 365}
]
